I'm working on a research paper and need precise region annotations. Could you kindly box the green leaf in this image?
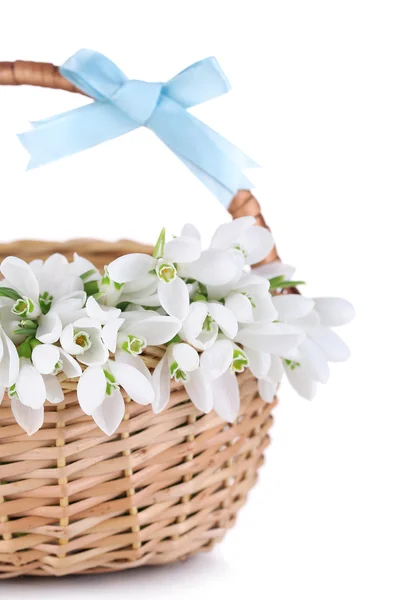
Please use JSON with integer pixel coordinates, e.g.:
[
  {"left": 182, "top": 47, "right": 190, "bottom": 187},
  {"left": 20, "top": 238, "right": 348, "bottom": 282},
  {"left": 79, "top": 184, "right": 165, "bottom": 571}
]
[
  {"left": 268, "top": 275, "right": 285, "bottom": 288},
  {"left": 84, "top": 280, "right": 99, "bottom": 297},
  {"left": 153, "top": 227, "right": 166, "bottom": 259},
  {"left": 80, "top": 268, "right": 98, "bottom": 281},
  {"left": 0, "top": 287, "right": 22, "bottom": 301},
  {"left": 116, "top": 301, "right": 131, "bottom": 312},
  {"left": 14, "top": 328, "right": 38, "bottom": 337},
  {"left": 166, "top": 334, "right": 181, "bottom": 345}
]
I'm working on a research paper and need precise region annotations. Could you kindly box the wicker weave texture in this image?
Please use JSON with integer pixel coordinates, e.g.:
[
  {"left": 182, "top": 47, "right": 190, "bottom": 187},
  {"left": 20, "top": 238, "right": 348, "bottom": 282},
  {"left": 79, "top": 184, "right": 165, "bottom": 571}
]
[{"left": 0, "top": 239, "right": 276, "bottom": 578}]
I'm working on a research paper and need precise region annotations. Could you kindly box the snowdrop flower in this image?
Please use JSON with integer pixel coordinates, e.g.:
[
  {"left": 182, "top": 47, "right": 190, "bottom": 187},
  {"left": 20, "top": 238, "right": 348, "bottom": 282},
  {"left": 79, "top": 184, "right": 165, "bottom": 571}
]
[
  {"left": 77, "top": 357, "right": 155, "bottom": 435},
  {"left": 272, "top": 294, "right": 355, "bottom": 398},
  {"left": 60, "top": 317, "right": 109, "bottom": 366},
  {"left": 153, "top": 340, "right": 244, "bottom": 423},
  {"left": 101, "top": 307, "right": 182, "bottom": 355},
  {"left": 210, "top": 216, "right": 275, "bottom": 268},
  {"left": 7, "top": 346, "right": 81, "bottom": 436},
  {"left": 181, "top": 301, "right": 238, "bottom": 350}
]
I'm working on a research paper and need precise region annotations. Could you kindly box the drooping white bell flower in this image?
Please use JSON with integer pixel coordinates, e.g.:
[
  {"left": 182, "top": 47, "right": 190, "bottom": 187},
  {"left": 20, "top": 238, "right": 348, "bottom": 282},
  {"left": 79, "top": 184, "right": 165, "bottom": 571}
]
[
  {"left": 77, "top": 358, "right": 155, "bottom": 434},
  {"left": 257, "top": 355, "right": 284, "bottom": 404},
  {"left": 60, "top": 317, "right": 109, "bottom": 367},
  {"left": 181, "top": 301, "right": 238, "bottom": 350},
  {"left": 101, "top": 307, "right": 182, "bottom": 355},
  {"left": 272, "top": 294, "right": 355, "bottom": 399},
  {"left": 108, "top": 227, "right": 201, "bottom": 321},
  {"left": 152, "top": 340, "right": 243, "bottom": 422},
  {"left": 210, "top": 216, "right": 275, "bottom": 267}
]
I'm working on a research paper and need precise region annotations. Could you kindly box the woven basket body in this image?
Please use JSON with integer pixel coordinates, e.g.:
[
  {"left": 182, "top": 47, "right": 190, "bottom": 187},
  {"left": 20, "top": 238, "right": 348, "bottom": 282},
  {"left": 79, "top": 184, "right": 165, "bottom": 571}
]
[
  {"left": 0, "top": 60, "right": 280, "bottom": 578},
  {"left": 0, "top": 239, "right": 276, "bottom": 578}
]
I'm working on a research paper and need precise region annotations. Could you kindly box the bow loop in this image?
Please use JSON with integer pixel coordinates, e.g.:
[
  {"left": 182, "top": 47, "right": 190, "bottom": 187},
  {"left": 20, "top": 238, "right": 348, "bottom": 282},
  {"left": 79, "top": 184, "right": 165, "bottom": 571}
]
[
  {"left": 18, "top": 50, "right": 257, "bottom": 208},
  {"left": 112, "top": 80, "right": 163, "bottom": 125}
]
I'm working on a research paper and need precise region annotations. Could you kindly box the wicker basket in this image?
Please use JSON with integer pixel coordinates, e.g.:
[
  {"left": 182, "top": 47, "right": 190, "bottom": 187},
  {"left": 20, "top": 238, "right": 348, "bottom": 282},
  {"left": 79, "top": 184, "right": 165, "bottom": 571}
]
[{"left": 0, "top": 61, "right": 279, "bottom": 578}]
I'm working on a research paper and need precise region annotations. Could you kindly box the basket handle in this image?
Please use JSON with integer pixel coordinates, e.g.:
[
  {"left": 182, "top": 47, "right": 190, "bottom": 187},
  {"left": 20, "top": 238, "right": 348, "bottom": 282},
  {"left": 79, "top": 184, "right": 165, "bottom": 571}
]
[{"left": 0, "top": 59, "right": 279, "bottom": 265}]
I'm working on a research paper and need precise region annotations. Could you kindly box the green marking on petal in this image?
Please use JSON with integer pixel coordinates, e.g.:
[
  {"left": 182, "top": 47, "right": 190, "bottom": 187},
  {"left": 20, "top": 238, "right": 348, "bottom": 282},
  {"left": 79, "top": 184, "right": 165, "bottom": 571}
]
[
  {"left": 39, "top": 291, "right": 53, "bottom": 315},
  {"left": 233, "top": 244, "right": 248, "bottom": 258},
  {"left": 231, "top": 348, "right": 249, "bottom": 373},
  {"left": 156, "top": 261, "right": 177, "bottom": 283},
  {"left": 121, "top": 334, "right": 147, "bottom": 356},
  {"left": 73, "top": 330, "right": 92, "bottom": 350},
  {"left": 284, "top": 358, "right": 301, "bottom": 370},
  {"left": 103, "top": 369, "right": 118, "bottom": 396},
  {"left": 52, "top": 359, "right": 64, "bottom": 376},
  {"left": 202, "top": 315, "right": 214, "bottom": 332},
  {"left": 153, "top": 227, "right": 166, "bottom": 259},
  {"left": 8, "top": 384, "right": 18, "bottom": 400},
  {"left": 12, "top": 296, "right": 35, "bottom": 318}
]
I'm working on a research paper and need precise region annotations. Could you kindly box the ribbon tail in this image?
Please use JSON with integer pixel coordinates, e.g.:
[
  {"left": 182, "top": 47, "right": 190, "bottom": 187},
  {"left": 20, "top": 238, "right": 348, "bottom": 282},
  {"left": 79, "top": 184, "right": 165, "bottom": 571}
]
[
  {"left": 149, "top": 96, "right": 255, "bottom": 206},
  {"left": 19, "top": 103, "right": 137, "bottom": 169}
]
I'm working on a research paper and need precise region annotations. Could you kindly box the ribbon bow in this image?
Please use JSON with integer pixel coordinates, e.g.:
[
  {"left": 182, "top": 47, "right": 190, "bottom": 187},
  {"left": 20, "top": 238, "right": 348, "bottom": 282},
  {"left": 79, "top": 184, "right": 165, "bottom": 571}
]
[{"left": 19, "top": 49, "right": 257, "bottom": 207}]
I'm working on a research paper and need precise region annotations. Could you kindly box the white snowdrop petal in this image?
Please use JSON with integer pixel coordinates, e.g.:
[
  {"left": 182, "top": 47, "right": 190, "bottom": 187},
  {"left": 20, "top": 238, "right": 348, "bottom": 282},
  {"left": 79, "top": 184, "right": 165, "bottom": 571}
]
[
  {"left": 36, "top": 312, "right": 63, "bottom": 344},
  {"left": 107, "top": 254, "right": 156, "bottom": 284},
  {"left": 129, "top": 316, "right": 182, "bottom": 346},
  {"left": 225, "top": 293, "right": 254, "bottom": 323},
  {"left": 77, "top": 366, "right": 107, "bottom": 415},
  {"left": 235, "top": 323, "right": 304, "bottom": 356},
  {"left": 181, "top": 223, "right": 201, "bottom": 240},
  {"left": 212, "top": 371, "right": 240, "bottom": 423},
  {"left": 245, "top": 348, "right": 271, "bottom": 380},
  {"left": 1, "top": 256, "right": 39, "bottom": 300},
  {"left": 109, "top": 361, "right": 155, "bottom": 405},
  {"left": 101, "top": 318, "right": 125, "bottom": 353},
  {"left": 211, "top": 216, "right": 255, "bottom": 250},
  {"left": 313, "top": 297, "right": 356, "bottom": 327},
  {"left": 164, "top": 236, "right": 201, "bottom": 263},
  {"left": 92, "top": 388, "right": 126, "bottom": 436},
  {"left": 253, "top": 261, "right": 296, "bottom": 281},
  {"left": 73, "top": 317, "right": 102, "bottom": 330},
  {"left": 0, "top": 327, "right": 19, "bottom": 387},
  {"left": 200, "top": 339, "right": 233, "bottom": 380},
  {"left": 16, "top": 363, "right": 46, "bottom": 410},
  {"left": 300, "top": 338, "right": 330, "bottom": 384},
  {"left": 115, "top": 350, "right": 152, "bottom": 382},
  {"left": 180, "top": 249, "right": 240, "bottom": 286},
  {"left": 272, "top": 295, "right": 315, "bottom": 323},
  {"left": 309, "top": 325, "right": 351, "bottom": 362},
  {"left": 172, "top": 343, "right": 199, "bottom": 372},
  {"left": 78, "top": 337, "right": 109, "bottom": 367},
  {"left": 158, "top": 277, "right": 189, "bottom": 320},
  {"left": 207, "top": 303, "right": 238, "bottom": 339},
  {"left": 284, "top": 363, "right": 318, "bottom": 400},
  {"left": 43, "top": 374, "right": 64, "bottom": 404},
  {"left": 242, "top": 226, "right": 275, "bottom": 265},
  {"left": 182, "top": 302, "right": 208, "bottom": 340},
  {"left": 269, "top": 354, "right": 284, "bottom": 382},
  {"left": 184, "top": 368, "right": 213, "bottom": 413},
  {"left": 152, "top": 353, "right": 171, "bottom": 413},
  {"left": 58, "top": 349, "right": 82, "bottom": 378},
  {"left": 86, "top": 296, "right": 121, "bottom": 324},
  {"left": 258, "top": 378, "right": 278, "bottom": 404},
  {"left": 31, "top": 344, "right": 60, "bottom": 375},
  {"left": 11, "top": 397, "right": 44, "bottom": 436},
  {"left": 71, "top": 253, "right": 100, "bottom": 280}
]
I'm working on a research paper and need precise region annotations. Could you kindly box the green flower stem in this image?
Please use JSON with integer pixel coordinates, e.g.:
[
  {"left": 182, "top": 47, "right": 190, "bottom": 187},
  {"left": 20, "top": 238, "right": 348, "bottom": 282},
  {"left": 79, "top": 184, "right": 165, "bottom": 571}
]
[{"left": 0, "top": 287, "right": 22, "bottom": 301}]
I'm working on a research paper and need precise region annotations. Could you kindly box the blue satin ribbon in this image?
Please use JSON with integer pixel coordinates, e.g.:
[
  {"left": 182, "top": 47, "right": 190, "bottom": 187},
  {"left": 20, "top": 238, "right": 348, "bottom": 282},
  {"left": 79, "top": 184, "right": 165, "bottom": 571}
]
[{"left": 18, "top": 50, "right": 258, "bottom": 207}]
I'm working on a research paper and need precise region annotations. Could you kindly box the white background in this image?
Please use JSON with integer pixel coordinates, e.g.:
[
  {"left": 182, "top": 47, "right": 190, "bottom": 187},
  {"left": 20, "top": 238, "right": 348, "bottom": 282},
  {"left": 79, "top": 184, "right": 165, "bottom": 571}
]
[{"left": 0, "top": 1, "right": 398, "bottom": 598}]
